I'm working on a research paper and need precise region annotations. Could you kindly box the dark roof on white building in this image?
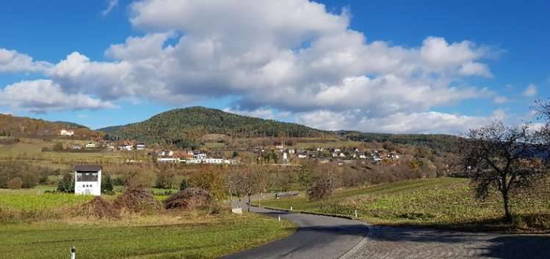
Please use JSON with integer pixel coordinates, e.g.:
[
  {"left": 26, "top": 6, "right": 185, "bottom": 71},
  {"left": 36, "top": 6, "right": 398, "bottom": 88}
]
[{"left": 74, "top": 165, "right": 102, "bottom": 171}]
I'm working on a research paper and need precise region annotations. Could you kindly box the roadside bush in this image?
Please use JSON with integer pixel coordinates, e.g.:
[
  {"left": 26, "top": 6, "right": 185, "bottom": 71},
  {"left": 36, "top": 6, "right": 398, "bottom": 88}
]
[
  {"left": 6, "top": 177, "right": 23, "bottom": 189},
  {"left": 164, "top": 188, "right": 212, "bottom": 210}
]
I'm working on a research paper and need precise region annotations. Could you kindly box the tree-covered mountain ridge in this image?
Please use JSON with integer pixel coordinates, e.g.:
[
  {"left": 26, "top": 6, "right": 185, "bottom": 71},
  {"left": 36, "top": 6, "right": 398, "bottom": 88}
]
[{"left": 99, "top": 106, "right": 330, "bottom": 145}]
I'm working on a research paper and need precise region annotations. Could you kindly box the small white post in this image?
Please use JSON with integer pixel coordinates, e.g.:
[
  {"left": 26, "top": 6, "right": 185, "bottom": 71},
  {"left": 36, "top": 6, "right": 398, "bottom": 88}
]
[
  {"left": 278, "top": 216, "right": 281, "bottom": 222},
  {"left": 354, "top": 210, "right": 358, "bottom": 218},
  {"left": 70, "top": 246, "right": 76, "bottom": 259},
  {"left": 290, "top": 206, "right": 293, "bottom": 211}
]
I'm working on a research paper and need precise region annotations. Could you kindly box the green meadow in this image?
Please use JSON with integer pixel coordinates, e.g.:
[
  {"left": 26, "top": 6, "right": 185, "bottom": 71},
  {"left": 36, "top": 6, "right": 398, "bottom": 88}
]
[{"left": 260, "top": 177, "right": 550, "bottom": 232}]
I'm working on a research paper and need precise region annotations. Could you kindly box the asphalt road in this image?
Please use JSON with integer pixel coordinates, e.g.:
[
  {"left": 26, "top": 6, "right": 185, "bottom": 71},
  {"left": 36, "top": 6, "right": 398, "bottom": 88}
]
[
  {"left": 223, "top": 205, "right": 369, "bottom": 259},
  {"left": 224, "top": 199, "right": 549, "bottom": 259}
]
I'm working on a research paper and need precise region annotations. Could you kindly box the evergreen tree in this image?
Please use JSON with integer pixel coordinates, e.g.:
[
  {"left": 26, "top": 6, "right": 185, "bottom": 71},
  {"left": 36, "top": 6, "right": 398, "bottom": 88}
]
[{"left": 57, "top": 173, "right": 74, "bottom": 193}]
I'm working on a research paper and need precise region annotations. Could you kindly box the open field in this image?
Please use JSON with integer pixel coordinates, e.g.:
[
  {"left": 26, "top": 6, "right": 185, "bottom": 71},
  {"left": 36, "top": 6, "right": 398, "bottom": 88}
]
[
  {"left": 260, "top": 177, "right": 550, "bottom": 232},
  {"left": 0, "top": 138, "right": 128, "bottom": 168},
  {"left": 0, "top": 213, "right": 294, "bottom": 259},
  {"left": 0, "top": 187, "right": 295, "bottom": 258}
]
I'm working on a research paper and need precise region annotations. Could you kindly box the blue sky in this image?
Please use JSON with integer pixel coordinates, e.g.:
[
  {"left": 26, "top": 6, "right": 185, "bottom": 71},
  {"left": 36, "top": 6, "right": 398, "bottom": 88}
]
[{"left": 0, "top": 0, "right": 547, "bottom": 133}]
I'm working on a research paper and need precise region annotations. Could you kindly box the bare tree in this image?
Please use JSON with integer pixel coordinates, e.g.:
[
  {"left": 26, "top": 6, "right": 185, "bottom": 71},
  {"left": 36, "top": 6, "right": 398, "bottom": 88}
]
[
  {"left": 459, "top": 121, "right": 546, "bottom": 221},
  {"left": 228, "top": 165, "right": 268, "bottom": 211}
]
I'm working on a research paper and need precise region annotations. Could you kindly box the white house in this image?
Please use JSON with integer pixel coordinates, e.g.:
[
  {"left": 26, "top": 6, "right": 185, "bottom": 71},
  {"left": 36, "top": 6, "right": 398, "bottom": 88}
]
[
  {"left": 59, "top": 129, "right": 74, "bottom": 136},
  {"left": 136, "top": 143, "right": 146, "bottom": 150},
  {"left": 85, "top": 143, "right": 97, "bottom": 149},
  {"left": 74, "top": 165, "right": 102, "bottom": 196}
]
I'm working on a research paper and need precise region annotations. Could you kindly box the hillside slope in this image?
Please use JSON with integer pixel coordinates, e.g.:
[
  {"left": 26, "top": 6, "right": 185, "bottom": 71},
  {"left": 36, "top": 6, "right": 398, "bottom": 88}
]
[
  {"left": 100, "top": 106, "right": 329, "bottom": 145},
  {"left": 337, "top": 131, "right": 461, "bottom": 153},
  {"left": 0, "top": 114, "right": 100, "bottom": 139}
]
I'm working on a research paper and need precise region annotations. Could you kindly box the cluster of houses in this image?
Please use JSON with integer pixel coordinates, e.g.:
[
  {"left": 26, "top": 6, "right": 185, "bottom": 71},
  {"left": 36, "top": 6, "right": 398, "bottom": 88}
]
[
  {"left": 156, "top": 150, "right": 237, "bottom": 165},
  {"left": 259, "top": 145, "right": 401, "bottom": 164}
]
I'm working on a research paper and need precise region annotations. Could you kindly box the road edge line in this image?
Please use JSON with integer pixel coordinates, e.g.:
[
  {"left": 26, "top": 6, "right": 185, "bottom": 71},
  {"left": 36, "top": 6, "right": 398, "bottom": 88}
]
[{"left": 338, "top": 222, "right": 370, "bottom": 259}]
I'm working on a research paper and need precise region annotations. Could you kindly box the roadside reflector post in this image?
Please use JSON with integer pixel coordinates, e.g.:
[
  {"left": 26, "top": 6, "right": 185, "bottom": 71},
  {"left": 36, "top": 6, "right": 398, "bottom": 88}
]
[
  {"left": 70, "top": 246, "right": 76, "bottom": 259},
  {"left": 278, "top": 216, "right": 281, "bottom": 222},
  {"left": 354, "top": 210, "right": 358, "bottom": 218},
  {"left": 290, "top": 206, "right": 293, "bottom": 211}
]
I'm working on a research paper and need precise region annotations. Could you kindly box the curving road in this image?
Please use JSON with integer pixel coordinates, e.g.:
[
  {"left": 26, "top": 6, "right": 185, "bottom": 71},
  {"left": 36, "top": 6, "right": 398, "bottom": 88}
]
[
  {"left": 223, "top": 205, "right": 369, "bottom": 259},
  {"left": 224, "top": 204, "right": 550, "bottom": 259}
]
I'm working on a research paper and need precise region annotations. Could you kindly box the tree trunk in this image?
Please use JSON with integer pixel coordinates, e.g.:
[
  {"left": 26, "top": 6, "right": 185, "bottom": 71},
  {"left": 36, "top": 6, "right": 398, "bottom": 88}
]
[
  {"left": 247, "top": 193, "right": 251, "bottom": 212},
  {"left": 502, "top": 190, "right": 512, "bottom": 222}
]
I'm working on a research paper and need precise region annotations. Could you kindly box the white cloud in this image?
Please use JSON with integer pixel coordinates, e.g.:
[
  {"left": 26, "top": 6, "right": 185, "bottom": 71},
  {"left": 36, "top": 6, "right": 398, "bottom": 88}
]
[
  {"left": 297, "top": 109, "right": 504, "bottom": 134},
  {"left": 0, "top": 48, "right": 51, "bottom": 73},
  {"left": 101, "top": 0, "right": 119, "bottom": 16},
  {"left": 523, "top": 84, "right": 537, "bottom": 97},
  {"left": 0, "top": 0, "right": 499, "bottom": 134},
  {"left": 0, "top": 80, "right": 114, "bottom": 112}
]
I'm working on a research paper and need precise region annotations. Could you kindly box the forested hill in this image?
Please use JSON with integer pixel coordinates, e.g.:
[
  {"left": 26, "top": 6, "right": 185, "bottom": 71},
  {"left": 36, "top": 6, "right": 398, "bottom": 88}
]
[
  {"left": 100, "top": 106, "right": 329, "bottom": 145},
  {"left": 337, "top": 131, "right": 462, "bottom": 153},
  {"left": 0, "top": 114, "right": 101, "bottom": 139}
]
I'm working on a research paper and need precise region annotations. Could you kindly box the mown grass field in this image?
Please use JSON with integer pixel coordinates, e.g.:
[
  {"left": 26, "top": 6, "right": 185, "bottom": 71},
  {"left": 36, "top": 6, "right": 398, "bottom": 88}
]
[
  {"left": 260, "top": 177, "right": 550, "bottom": 232},
  {"left": 0, "top": 213, "right": 294, "bottom": 259}
]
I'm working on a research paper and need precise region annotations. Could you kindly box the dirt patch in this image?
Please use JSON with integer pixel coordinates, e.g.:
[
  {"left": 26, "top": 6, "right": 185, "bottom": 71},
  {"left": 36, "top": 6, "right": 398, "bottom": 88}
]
[
  {"left": 164, "top": 188, "right": 212, "bottom": 210},
  {"left": 114, "top": 188, "right": 161, "bottom": 213}
]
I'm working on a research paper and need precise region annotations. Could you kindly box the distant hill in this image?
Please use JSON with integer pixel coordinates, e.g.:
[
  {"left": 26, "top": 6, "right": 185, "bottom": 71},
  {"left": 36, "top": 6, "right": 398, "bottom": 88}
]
[
  {"left": 337, "top": 131, "right": 461, "bottom": 153},
  {"left": 100, "top": 106, "right": 329, "bottom": 147},
  {"left": 0, "top": 114, "right": 101, "bottom": 139}
]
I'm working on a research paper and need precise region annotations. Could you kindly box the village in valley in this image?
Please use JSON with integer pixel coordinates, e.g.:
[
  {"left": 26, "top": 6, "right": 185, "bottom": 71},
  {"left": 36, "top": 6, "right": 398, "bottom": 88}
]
[{"left": 2, "top": 0, "right": 550, "bottom": 258}]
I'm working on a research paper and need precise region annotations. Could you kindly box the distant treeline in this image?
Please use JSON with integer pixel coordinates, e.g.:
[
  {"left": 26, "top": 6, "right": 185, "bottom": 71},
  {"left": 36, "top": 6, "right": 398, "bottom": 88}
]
[{"left": 338, "top": 131, "right": 461, "bottom": 153}]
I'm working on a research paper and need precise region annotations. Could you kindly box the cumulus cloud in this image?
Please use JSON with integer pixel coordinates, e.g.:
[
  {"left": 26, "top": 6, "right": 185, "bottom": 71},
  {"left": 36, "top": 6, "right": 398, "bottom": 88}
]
[
  {"left": 0, "top": 80, "right": 114, "bottom": 112},
  {"left": 0, "top": 48, "right": 51, "bottom": 73},
  {"left": 523, "top": 84, "right": 537, "bottom": 97},
  {"left": 0, "top": 0, "right": 499, "bottom": 133},
  {"left": 297, "top": 109, "right": 504, "bottom": 134}
]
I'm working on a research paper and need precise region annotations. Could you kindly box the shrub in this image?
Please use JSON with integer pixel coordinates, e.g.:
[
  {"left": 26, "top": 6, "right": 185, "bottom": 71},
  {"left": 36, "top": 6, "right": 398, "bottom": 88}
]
[
  {"left": 102, "top": 175, "right": 114, "bottom": 194},
  {"left": 7, "top": 177, "right": 23, "bottom": 189},
  {"left": 179, "top": 178, "right": 189, "bottom": 191},
  {"left": 307, "top": 175, "right": 334, "bottom": 201},
  {"left": 57, "top": 173, "right": 74, "bottom": 193},
  {"left": 155, "top": 168, "right": 177, "bottom": 189},
  {"left": 189, "top": 168, "right": 227, "bottom": 200}
]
